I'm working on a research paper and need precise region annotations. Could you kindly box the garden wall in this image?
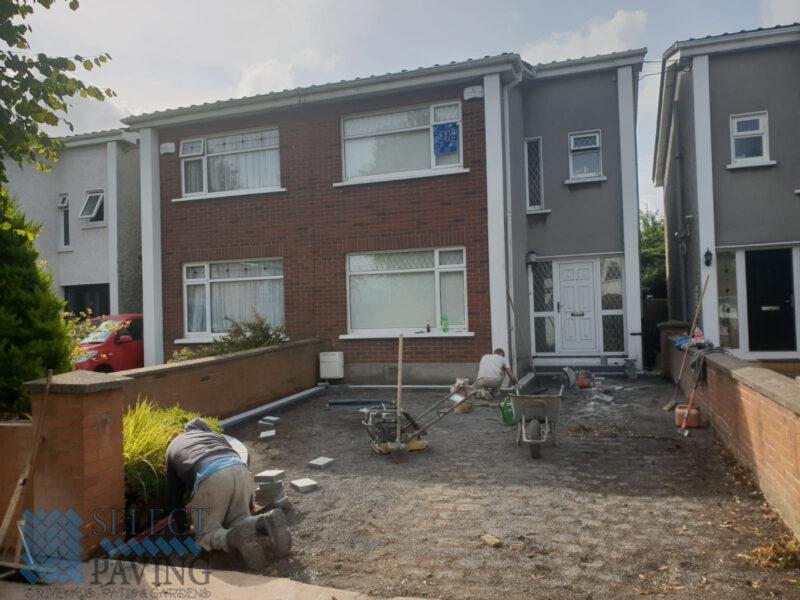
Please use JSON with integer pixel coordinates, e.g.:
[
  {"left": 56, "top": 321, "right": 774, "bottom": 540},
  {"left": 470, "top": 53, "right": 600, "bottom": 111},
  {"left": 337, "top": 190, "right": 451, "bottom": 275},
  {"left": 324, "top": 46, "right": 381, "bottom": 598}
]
[
  {"left": 663, "top": 335, "right": 800, "bottom": 538},
  {"left": 0, "top": 339, "right": 319, "bottom": 556}
]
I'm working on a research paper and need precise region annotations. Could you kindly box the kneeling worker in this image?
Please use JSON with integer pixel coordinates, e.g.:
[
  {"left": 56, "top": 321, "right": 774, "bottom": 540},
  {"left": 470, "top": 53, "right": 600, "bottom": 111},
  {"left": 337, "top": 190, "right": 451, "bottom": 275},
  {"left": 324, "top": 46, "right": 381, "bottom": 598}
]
[
  {"left": 166, "top": 418, "right": 291, "bottom": 571},
  {"left": 476, "top": 348, "right": 518, "bottom": 399}
]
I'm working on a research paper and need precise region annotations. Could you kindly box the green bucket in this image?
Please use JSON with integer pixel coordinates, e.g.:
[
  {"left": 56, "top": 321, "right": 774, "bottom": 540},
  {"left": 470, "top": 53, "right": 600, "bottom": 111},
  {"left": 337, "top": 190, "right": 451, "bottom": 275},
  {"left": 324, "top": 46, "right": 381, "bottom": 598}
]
[{"left": 499, "top": 397, "right": 515, "bottom": 426}]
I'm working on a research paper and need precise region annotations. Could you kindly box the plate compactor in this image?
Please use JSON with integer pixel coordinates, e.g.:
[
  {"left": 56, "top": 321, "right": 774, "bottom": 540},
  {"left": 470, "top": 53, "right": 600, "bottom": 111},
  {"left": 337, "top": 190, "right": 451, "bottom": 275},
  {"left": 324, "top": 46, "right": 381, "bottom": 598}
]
[{"left": 361, "top": 378, "right": 477, "bottom": 457}]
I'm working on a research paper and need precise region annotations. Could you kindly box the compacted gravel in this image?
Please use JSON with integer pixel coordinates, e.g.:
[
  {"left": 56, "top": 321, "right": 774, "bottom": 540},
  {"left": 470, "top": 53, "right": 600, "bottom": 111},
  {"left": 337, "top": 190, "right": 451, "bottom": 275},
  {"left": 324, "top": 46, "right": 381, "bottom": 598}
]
[{"left": 216, "top": 375, "right": 800, "bottom": 599}]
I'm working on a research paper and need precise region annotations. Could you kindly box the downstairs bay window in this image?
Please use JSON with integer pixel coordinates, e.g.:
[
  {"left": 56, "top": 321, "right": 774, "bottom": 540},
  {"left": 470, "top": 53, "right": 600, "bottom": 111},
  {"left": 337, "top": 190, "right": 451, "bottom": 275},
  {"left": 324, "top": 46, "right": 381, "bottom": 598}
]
[
  {"left": 183, "top": 259, "right": 284, "bottom": 337},
  {"left": 346, "top": 248, "right": 467, "bottom": 335}
]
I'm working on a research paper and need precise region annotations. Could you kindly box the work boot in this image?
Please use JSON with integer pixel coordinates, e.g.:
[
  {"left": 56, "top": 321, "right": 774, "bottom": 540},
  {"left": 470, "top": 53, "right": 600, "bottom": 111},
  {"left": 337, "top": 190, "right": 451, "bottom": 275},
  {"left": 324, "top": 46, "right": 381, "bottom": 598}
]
[
  {"left": 238, "top": 539, "right": 267, "bottom": 572},
  {"left": 255, "top": 508, "right": 292, "bottom": 558}
]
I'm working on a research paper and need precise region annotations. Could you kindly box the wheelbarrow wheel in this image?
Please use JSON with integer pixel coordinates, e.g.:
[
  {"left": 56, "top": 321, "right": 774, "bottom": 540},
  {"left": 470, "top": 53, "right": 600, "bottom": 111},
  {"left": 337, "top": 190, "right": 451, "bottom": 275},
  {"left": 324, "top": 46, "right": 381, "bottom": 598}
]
[{"left": 527, "top": 420, "right": 541, "bottom": 459}]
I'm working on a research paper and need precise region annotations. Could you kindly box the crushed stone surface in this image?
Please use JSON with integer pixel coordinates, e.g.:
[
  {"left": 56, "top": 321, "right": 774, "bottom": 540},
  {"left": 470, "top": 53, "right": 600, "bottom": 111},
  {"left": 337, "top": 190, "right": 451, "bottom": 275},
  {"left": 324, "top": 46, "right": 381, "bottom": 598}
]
[{"left": 215, "top": 375, "right": 800, "bottom": 599}]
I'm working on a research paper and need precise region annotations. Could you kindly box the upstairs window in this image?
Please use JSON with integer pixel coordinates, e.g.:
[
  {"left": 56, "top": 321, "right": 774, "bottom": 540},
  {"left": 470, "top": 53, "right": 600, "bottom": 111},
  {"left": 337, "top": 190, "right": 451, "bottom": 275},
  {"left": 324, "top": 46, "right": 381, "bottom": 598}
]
[
  {"left": 568, "top": 130, "right": 602, "bottom": 179},
  {"left": 525, "top": 137, "right": 543, "bottom": 210},
  {"left": 57, "top": 194, "right": 70, "bottom": 249},
  {"left": 180, "top": 129, "right": 281, "bottom": 197},
  {"left": 79, "top": 191, "right": 104, "bottom": 224},
  {"left": 342, "top": 102, "right": 462, "bottom": 181},
  {"left": 730, "top": 112, "right": 770, "bottom": 166}
]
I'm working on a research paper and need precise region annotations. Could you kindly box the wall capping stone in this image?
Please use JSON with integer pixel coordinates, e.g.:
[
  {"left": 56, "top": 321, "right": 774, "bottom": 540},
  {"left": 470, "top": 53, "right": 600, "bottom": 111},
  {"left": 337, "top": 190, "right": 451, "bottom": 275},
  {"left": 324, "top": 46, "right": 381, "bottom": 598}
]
[{"left": 22, "top": 370, "right": 135, "bottom": 394}]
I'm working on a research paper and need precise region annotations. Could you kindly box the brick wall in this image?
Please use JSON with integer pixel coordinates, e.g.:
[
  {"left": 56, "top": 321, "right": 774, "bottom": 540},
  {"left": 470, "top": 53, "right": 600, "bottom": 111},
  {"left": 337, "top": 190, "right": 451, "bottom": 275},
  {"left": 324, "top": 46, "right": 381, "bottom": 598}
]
[
  {"left": 120, "top": 338, "right": 319, "bottom": 418},
  {"left": 157, "top": 83, "right": 492, "bottom": 373},
  {"left": 0, "top": 421, "right": 33, "bottom": 553},
  {"left": 665, "top": 340, "right": 800, "bottom": 537}
]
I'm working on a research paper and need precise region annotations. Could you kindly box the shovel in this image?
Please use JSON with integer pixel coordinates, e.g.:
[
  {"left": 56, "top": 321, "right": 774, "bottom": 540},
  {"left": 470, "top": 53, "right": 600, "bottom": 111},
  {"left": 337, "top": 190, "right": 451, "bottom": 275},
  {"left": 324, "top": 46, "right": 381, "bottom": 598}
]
[{"left": 389, "top": 335, "right": 409, "bottom": 463}]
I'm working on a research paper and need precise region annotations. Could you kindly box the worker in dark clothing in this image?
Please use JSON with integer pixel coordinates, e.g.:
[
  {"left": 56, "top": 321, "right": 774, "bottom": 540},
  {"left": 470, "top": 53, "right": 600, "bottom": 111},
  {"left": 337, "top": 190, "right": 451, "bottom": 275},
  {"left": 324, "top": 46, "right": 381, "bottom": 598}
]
[{"left": 166, "top": 418, "right": 291, "bottom": 571}]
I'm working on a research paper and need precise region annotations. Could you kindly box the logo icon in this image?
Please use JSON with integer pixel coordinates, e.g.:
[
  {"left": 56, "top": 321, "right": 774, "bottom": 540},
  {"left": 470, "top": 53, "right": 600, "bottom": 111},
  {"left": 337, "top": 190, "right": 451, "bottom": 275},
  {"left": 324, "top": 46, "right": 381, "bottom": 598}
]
[{"left": 20, "top": 509, "right": 85, "bottom": 585}]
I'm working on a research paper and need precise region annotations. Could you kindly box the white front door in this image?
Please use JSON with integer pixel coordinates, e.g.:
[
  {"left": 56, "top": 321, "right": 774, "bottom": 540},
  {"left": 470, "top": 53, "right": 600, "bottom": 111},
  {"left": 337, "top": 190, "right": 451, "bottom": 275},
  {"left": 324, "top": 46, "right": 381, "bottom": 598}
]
[{"left": 558, "top": 262, "right": 597, "bottom": 352}]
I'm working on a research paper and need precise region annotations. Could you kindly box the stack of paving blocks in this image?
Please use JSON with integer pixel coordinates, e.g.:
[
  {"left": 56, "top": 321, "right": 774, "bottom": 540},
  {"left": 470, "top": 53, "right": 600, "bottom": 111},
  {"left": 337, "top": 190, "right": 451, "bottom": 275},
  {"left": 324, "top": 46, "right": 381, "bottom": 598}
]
[{"left": 254, "top": 469, "right": 290, "bottom": 510}]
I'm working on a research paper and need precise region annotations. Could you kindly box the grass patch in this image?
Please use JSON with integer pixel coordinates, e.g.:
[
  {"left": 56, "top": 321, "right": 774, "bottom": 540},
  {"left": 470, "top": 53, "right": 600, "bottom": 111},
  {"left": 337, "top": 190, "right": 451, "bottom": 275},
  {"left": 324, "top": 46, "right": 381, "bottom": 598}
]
[{"left": 123, "top": 398, "right": 221, "bottom": 532}]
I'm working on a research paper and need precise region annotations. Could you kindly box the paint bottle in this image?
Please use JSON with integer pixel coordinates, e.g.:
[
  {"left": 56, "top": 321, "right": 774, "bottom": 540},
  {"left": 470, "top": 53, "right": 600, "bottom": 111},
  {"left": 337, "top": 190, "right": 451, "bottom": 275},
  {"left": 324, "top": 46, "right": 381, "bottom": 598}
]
[{"left": 442, "top": 314, "right": 449, "bottom": 333}]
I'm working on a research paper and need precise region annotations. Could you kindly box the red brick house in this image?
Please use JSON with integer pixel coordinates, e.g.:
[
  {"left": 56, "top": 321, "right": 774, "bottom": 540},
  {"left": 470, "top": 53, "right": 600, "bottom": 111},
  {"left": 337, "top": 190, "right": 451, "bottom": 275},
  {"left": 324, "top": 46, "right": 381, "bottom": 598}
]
[{"left": 123, "top": 50, "right": 645, "bottom": 382}]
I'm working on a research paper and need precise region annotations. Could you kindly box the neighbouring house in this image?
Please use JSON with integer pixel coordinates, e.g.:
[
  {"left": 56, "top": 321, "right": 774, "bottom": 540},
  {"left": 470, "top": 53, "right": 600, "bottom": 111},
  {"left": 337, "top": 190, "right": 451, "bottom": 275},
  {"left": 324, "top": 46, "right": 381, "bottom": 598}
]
[
  {"left": 4, "top": 129, "right": 142, "bottom": 316},
  {"left": 653, "top": 24, "right": 800, "bottom": 359},
  {"left": 122, "top": 49, "right": 645, "bottom": 382}
]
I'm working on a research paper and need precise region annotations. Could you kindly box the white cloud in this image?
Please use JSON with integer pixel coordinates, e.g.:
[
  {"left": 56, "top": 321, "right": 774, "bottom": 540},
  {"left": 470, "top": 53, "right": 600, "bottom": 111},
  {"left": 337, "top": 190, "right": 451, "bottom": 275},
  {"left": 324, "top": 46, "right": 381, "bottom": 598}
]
[
  {"left": 237, "top": 60, "right": 296, "bottom": 97},
  {"left": 522, "top": 10, "right": 648, "bottom": 65},
  {"left": 760, "top": 0, "right": 800, "bottom": 26}
]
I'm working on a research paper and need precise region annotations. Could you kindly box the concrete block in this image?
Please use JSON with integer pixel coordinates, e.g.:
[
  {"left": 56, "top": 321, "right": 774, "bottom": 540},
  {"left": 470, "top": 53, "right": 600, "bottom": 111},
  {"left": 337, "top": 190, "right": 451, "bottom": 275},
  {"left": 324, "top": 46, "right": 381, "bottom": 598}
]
[
  {"left": 255, "top": 481, "right": 285, "bottom": 504},
  {"left": 308, "top": 456, "right": 334, "bottom": 469},
  {"left": 259, "top": 416, "right": 279, "bottom": 423},
  {"left": 254, "top": 469, "right": 285, "bottom": 482},
  {"left": 258, "top": 420, "right": 275, "bottom": 428},
  {"left": 290, "top": 478, "right": 319, "bottom": 493},
  {"left": 259, "top": 430, "right": 276, "bottom": 440}
]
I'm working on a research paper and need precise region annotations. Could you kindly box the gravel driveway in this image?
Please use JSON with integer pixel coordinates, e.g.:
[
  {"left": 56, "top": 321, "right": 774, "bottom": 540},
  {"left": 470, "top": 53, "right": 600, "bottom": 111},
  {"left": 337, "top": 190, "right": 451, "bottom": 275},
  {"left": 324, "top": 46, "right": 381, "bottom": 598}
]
[{"left": 222, "top": 375, "right": 799, "bottom": 599}]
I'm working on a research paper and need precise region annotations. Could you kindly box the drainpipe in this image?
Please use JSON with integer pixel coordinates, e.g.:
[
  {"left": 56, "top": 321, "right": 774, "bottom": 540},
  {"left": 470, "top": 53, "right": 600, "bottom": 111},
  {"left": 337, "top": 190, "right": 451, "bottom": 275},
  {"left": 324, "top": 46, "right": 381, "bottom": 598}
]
[
  {"left": 502, "top": 64, "right": 525, "bottom": 373},
  {"left": 670, "top": 77, "right": 691, "bottom": 322}
]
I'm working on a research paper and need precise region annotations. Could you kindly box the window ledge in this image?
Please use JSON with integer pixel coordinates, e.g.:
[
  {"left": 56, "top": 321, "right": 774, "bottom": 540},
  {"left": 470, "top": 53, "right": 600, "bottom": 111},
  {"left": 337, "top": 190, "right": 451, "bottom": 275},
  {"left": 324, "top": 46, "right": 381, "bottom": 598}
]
[
  {"left": 57, "top": 247, "right": 73, "bottom": 253},
  {"left": 527, "top": 209, "right": 552, "bottom": 215},
  {"left": 333, "top": 167, "right": 469, "bottom": 188},
  {"left": 172, "top": 187, "right": 287, "bottom": 203},
  {"left": 175, "top": 336, "right": 224, "bottom": 344},
  {"left": 564, "top": 176, "right": 607, "bottom": 185},
  {"left": 80, "top": 221, "right": 107, "bottom": 229},
  {"left": 339, "top": 330, "right": 475, "bottom": 340},
  {"left": 726, "top": 160, "right": 776, "bottom": 170}
]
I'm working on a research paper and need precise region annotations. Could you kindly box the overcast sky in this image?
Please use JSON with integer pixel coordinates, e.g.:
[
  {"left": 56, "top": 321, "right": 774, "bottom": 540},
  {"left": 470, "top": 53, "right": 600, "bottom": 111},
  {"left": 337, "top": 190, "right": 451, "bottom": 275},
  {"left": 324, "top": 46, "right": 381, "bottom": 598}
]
[{"left": 22, "top": 0, "right": 800, "bottom": 213}]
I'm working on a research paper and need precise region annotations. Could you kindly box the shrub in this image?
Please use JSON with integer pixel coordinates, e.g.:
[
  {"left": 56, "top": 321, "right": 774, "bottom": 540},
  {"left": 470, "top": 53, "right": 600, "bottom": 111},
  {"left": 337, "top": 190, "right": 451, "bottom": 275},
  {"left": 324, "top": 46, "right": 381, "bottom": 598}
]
[
  {"left": 123, "top": 398, "right": 221, "bottom": 532},
  {"left": 168, "top": 315, "right": 288, "bottom": 363},
  {"left": 0, "top": 196, "right": 73, "bottom": 413}
]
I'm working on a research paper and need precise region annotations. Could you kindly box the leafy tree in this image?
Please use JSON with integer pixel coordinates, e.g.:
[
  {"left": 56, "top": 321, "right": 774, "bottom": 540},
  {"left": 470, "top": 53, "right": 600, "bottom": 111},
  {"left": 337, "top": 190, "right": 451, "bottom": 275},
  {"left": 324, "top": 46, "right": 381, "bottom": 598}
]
[
  {"left": 640, "top": 208, "right": 667, "bottom": 298},
  {"left": 1, "top": 0, "right": 114, "bottom": 221},
  {"left": 0, "top": 197, "right": 73, "bottom": 412},
  {"left": 0, "top": 0, "right": 113, "bottom": 411}
]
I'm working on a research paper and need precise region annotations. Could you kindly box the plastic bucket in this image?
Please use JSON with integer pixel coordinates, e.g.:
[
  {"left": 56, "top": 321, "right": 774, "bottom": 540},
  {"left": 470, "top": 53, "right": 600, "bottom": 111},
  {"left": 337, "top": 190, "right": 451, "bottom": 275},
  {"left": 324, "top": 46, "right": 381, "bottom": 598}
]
[{"left": 499, "top": 397, "right": 515, "bottom": 426}]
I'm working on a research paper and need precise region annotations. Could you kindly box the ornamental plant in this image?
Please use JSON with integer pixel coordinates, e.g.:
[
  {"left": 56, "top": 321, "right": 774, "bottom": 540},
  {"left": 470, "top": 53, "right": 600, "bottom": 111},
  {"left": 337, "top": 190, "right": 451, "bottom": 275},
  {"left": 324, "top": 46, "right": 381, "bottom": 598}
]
[{"left": 168, "top": 315, "right": 289, "bottom": 362}]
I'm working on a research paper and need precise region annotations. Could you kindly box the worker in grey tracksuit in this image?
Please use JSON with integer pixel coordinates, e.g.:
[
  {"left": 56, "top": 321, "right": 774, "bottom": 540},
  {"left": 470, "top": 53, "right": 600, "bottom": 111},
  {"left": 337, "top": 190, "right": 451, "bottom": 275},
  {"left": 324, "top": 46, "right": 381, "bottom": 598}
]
[{"left": 165, "top": 418, "right": 291, "bottom": 570}]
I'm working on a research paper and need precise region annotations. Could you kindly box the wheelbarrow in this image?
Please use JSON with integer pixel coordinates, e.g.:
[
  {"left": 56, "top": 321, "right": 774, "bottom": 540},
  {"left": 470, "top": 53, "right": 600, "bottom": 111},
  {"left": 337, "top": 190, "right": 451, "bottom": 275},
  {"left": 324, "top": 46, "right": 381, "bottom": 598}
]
[{"left": 510, "top": 386, "right": 564, "bottom": 458}]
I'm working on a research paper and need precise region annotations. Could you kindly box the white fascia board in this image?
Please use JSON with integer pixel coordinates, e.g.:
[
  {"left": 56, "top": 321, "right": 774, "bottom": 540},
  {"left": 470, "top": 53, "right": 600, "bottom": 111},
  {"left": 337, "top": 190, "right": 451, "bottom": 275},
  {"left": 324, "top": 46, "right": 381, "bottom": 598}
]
[
  {"left": 533, "top": 49, "right": 646, "bottom": 80},
  {"left": 64, "top": 130, "right": 137, "bottom": 148},
  {"left": 123, "top": 58, "right": 521, "bottom": 130},
  {"left": 692, "top": 55, "right": 720, "bottom": 344},
  {"left": 483, "top": 73, "right": 509, "bottom": 353},
  {"left": 665, "top": 26, "right": 800, "bottom": 62},
  {"left": 618, "top": 65, "right": 643, "bottom": 370}
]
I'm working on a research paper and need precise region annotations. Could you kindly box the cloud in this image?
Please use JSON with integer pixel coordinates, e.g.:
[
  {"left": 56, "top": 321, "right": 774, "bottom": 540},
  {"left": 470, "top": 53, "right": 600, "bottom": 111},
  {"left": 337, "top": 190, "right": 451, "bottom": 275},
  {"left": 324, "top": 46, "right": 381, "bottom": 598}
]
[
  {"left": 237, "top": 60, "right": 297, "bottom": 97},
  {"left": 521, "top": 10, "right": 648, "bottom": 65},
  {"left": 760, "top": 0, "right": 800, "bottom": 26}
]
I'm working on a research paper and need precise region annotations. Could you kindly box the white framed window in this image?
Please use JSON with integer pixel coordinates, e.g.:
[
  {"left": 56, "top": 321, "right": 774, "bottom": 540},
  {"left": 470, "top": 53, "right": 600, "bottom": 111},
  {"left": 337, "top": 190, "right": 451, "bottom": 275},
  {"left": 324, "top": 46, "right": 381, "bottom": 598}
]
[
  {"left": 568, "top": 130, "right": 602, "bottom": 179},
  {"left": 525, "top": 137, "right": 543, "bottom": 211},
  {"left": 57, "top": 194, "right": 70, "bottom": 250},
  {"left": 729, "top": 112, "right": 770, "bottom": 166},
  {"left": 183, "top": 259, "right": 284, "bottom": 336},
  {"left": 347, "top": 247, "right": 467, "bottom": 334},
  {"left": 78, "top": 191, "right": 104, "bottom": 224},
  {"left": 342, "top": 101, "right": 462, "bottom": 182},
  {"left": 179, "top": 129, "right": 281, "bottom": 198}
]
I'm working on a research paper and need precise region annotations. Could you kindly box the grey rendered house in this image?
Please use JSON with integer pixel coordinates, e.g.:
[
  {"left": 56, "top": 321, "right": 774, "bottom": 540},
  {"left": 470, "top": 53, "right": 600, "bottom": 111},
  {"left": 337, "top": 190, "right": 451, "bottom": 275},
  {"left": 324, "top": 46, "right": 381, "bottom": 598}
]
[
  {"left": 508, "top": 49, "right": 646, "bottom": 371},
  {"left": 653, "top": 24, "right": 800, "bottom": 359},
  {"left": 4, "top": 129, "right": 142, "bottom": 316}
]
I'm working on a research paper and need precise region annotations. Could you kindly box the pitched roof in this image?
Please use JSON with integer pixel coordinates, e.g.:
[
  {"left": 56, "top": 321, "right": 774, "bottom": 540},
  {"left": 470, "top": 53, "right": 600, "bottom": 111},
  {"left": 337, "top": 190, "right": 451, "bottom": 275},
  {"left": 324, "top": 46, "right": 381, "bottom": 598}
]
[{"left": 663, "top": 22, "right": 800, "bottom": 60}]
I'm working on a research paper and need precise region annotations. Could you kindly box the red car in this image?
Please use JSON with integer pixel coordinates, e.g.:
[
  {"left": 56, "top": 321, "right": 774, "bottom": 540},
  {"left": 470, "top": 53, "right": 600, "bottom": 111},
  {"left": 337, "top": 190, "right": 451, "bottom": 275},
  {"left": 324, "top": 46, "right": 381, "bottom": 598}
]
[{"left": 73, "top": 314, "right": 144, "bottom": 372}]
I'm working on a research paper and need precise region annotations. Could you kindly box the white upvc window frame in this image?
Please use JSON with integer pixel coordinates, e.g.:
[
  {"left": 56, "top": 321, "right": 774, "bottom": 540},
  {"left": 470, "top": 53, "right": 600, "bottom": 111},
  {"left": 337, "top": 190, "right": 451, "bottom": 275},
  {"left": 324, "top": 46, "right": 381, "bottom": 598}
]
[
  {"left": 566, "top": 129, "right": 605, "bottom": 183},
  {"left": 181, "top": 258, "right": 285, "bottom": 339},
  {"left": 339, "top": 100, "right": 465, "bottom": 185},
  {"left": 57, "top": 193, "right": 71, "bottom": 251},
  {"left": 524, "top": 136, "right": 545, "bottom": 212},
  {"left": 178, "top": 127, "right": 283, "bottom": 200},
  {"left": 343, "top": 246, "right": 469, "bottom": 338},
  {"left": 78, "top": 190, "right": 105, "bottom": 227},
  {"left": 728, "top": 111, "right": 774, "bottom": 168}
]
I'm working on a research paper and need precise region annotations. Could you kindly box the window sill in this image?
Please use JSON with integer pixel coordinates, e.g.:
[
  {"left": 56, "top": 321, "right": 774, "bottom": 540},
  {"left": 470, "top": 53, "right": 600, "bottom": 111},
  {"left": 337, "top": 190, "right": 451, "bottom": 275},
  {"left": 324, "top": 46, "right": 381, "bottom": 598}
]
[
  {"left": 726, "top": 160, "right": 776, "bottom": 170},
  {"left": 172, "top": 187, "right": 287, "bottom": 203},
  {"left": 564, "top": 176, "right": 607, "bottom": 185},
  {"left": 57, "top": 247, "right": 73, "bottom": 253},
  {"left": 527, "top": 209, "right": 552, "bottom": 215},
  {"left": 339, "top": 330, "right": 475, "bottom": 340},
  {"left": 175, "top": 335, "right": 224, "bottom": 344},
  {"left": 80, "top": 221, "right": 107, "bottom": 229},
  {"left": 333, "top": 167, "right": 470, "bottom": 188}
]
